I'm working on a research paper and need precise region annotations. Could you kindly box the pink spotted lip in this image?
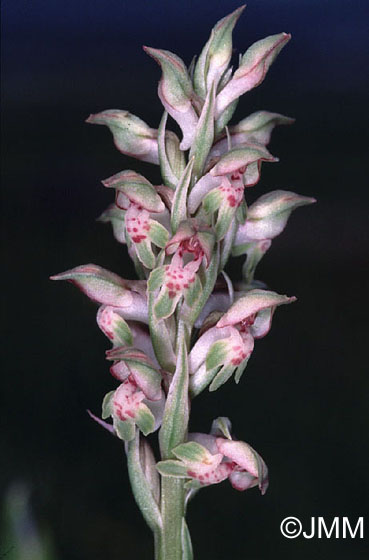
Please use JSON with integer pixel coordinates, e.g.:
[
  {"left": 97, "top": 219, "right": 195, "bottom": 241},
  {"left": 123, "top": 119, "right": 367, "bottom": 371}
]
[{"left": 164, "top": 264, "right": 195, "bottom": 299}]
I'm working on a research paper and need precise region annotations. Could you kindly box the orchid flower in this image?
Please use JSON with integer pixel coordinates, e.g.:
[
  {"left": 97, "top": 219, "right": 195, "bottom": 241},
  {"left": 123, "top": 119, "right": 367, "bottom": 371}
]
[
  {"left": 86, "top": 109, "right": 159, "bottom": 164},
  {"left": 233, "top": 190, "right": 316, "bottom": 282},
  {"left": 189, "top": 289, "right": 296, "bottom": 394},
  {"left": 157, "top": 417, "right": 268, "bottom": 494},
  {"left": 52, "top": 7, "right": 315, "bottom": 559},
  {"left": 188, "top": 144, "right": 277, "bottom": 240}
]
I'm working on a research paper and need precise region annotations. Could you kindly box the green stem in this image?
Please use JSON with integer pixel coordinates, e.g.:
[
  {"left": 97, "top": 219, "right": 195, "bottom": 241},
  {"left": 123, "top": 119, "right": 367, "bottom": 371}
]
[{"left": 157, "top": 477, "right": 185, "bottom": 560}]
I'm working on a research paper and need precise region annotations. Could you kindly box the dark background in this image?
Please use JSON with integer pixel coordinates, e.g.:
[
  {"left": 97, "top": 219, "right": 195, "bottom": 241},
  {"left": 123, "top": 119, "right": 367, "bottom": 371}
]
[{"left": 2, "top": 1, "right": 368, "bottom": 558}]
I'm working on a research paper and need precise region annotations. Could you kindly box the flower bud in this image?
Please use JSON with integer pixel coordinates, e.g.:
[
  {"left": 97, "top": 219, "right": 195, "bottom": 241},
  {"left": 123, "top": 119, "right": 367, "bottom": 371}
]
[
  {"left": 216, "top": 33, "right": 291, "bottom": 117},
  {"left": 86, "top": 110, "right": 159, "bottom": 163},
  {"left": 143, "top": 47, "right": 199, "bottom": 150}
]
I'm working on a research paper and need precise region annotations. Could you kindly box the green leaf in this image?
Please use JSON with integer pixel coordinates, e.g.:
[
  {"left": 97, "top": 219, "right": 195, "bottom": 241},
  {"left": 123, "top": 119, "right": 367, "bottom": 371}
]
[
  {"left": 159, "top": 323, "right": 189, "bottom": 458},
  {"left": 126, "top": 432, "right": 162, "bottom": 532},
  {"left": 171, "top": 157, "right": 195, "bottom": 233},
  {"left": 148, "top": 290, "right": 176, "bottom": 372},
  {"left": 189, "top": 82, "right": 216, "bottom": 181}
]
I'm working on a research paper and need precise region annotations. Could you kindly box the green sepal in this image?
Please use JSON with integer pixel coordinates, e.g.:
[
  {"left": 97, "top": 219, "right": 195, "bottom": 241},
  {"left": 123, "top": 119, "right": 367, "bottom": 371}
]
[
  {"left": 156, "top": 460, "right": 190, "bottom": 478},
  {"left": 135, "top": 404, "right": 156, "bottom": 436},
  {"left": 215, "top": 201, "right": 236, "bottom": 241},
  {"left": 211, "top": 417, "right": 232, "bottom": 439},
  {"left": 149, "top": 220, "right": 169, "bottom": 249},
  {"left": 101, "top": 390, "right": 114, "bottom": 419},
  {"left": 172, "top": 442, "right": 209, "bottom": 464},
  {"left": 126, "top": 432, "right": 162, "bottom": 532},
  {"left": 183, "top": 274, "right": 202, "bottom": 308},
  {"left": 159, "top": 324, "right": 189, "bottom": 458},
  {"left": 148, "top": 266, "right": 166, "bottom": 291},
  {"left": 209, "top": 363, "right": 236, "bottom": 392},
  {"left": 148, "top": 289, "right": 176, "bottom": 372},
  {"left": 236, "top": 199, "right": 247, "bottom": 224},
  {"left": 134, "top": 238, "right": 156, "bottom": 270},
  {"left": 113, "top": 417, "right": 136, "bottom": 441},
  {"left": 203, "top": 188, "right": 222, "bottom": 215},
  {"left": 115, "top": 317, "right": 133, "bottom": 346},
  {"left": 206, "top": 340, "right": 228, "bottom": 370},
  {"left": 171, "top": 157, "right": 195, "bottom": 233},
  {"left": 183, "top": 245, "right": 219, "bottom": 326},
  {"left": 154, "top": 289, "right": 179, "bottom": 320},
  {"left": 189, "top": 82, "right": 215, "bottom": 181},
  {"left": 234, "top": 357, "right": 250, "bottom": 383}
]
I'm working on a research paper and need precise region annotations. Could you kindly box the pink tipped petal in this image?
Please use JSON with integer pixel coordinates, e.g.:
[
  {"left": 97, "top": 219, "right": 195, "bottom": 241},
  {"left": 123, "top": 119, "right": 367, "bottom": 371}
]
[
  {"left": 86, "top": 109, "right": 159, "bottom": 164},
  {"left": 102, "top": 170, "right": 165, "bottom": 213},
  {"left": 50, "top": 264, "right": 134, "bottom": 307},
  {"left": 216, "top": 439, "right": 258, "bottom": 476},
  {"left": 217, "top": 289, "right": 296, "bottom": 328},
  {"left": 209, "top": 145, "right": 276, "bottom": 177},
  {"left": 144, "top": 47, "right": 198, "bottom": 150},
  {"left": 194, "top": 6, "right": 246, "bottom": 98},
  {"left": 215, "top": 33, "right": 291, "bottom": 117}
]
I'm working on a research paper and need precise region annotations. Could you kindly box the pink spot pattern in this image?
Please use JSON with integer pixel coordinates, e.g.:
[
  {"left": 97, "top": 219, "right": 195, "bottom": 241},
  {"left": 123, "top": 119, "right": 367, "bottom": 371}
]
[
  {"left": 217, "top": 173, "right": 245, "bottom": 208},
  {"left": 125, "top": 204, "right": 150, "bottom": 244},
  {"left": 112, "top": 377, "right": 145, "bottom": 422}
]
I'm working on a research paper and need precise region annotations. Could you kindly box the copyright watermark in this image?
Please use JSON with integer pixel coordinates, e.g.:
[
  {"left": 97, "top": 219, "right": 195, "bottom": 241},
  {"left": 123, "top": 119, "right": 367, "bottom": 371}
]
[{"left": 280, "top": 517, "right": 364, "bottom": 539}]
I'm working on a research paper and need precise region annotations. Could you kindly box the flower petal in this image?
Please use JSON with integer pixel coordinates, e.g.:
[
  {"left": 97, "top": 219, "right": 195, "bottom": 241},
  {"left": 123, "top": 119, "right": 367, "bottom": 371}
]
[
  {"left": 50, "top": 264, "right": 134, "bottom": 307},
  {"left": 217, "top": 289, "right": 296, "bottom": 327}
]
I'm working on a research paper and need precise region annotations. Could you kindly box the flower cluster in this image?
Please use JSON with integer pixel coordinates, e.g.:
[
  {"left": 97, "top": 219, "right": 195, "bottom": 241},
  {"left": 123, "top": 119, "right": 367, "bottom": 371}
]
[{"left": 51, "top": 6, "right": 315, "bottom": 558}]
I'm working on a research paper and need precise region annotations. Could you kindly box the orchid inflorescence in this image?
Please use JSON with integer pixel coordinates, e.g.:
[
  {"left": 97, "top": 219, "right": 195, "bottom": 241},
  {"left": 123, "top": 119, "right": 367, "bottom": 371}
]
[{"left": 51, "top": 6, "right": 315, "bottom": 559}]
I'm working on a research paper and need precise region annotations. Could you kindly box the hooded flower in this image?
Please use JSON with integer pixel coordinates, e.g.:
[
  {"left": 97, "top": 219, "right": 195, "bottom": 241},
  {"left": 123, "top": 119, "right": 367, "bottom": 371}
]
[
  {"left": 148, "top": 250, "right": 203, "bottom": 320},
  {"left": 143, "top": 47, "right": 199, "bottom": 150},
  {"left": 156, "top": 417, "right": 268, "bottom": 494},
  {"left": 102, "top": 373, "right": 165, "bottom": 442},
  {"left": 189, "top": 289, "right": 295, "bottom": 393},
  {"left": 209, "top": 110, "right": 294, "bottom": 160},
  {"left": 102, "top": 170, "right": 169, "bottom": 269},
  {"left": 86, "top": 110, "right": 159, "bottom": 163},
  {"left": 165, "top": 220, "right": 215, "bottom": 268},
  {"left": 50, "top": 264, "right": 149, "bottom": 323},
  {"left": 233, "top": 190, "right": 316, "bottom": 282},
  {"left": 188, "top": 145, "right": 277, "bottom": 240},
  {"left": 215, "top": 33, "right": 291, "bottom": 118}
]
